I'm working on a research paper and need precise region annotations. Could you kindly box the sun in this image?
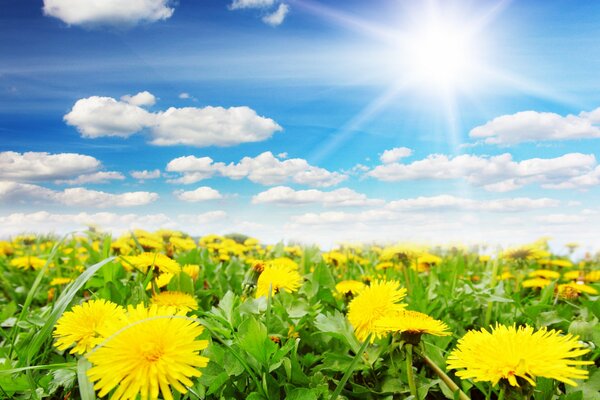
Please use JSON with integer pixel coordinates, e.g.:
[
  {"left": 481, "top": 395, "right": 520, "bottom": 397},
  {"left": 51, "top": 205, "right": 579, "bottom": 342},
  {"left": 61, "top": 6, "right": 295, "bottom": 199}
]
[{"left": 397, "top": 15, "right": 479, "bottom": 91}]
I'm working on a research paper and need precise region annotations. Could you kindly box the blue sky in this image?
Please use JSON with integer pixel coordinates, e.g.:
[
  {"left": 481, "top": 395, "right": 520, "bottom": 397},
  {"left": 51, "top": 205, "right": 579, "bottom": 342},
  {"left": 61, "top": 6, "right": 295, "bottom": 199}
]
[{"left": 2, "top": 0, "right": 600, "bottom": 250}]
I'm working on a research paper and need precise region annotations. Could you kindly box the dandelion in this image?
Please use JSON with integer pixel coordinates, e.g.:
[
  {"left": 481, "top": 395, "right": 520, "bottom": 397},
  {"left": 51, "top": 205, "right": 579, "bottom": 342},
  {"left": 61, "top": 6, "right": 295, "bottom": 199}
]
[
  {"left": 522, "top": 278, "right": 552, "bottom": 289},
  {"left": 375, "top": 310, "right": 450, "bottom": 342},
  {"left": 53, "top": 299, "right": 126, "bottom": 355},
  {"left": 10, "top": 256, "right": 46, "bottom": 270},
  {"left": 335, "top": 280, "right": 366, "bottom": 296},
  {"left": 151, "top": 291, "right": 199, "bottom": 312},
  {"left": 182, "top": 264, "right": 200, "bottom": 281},
  {"left": 123, "top": 252, "right": 181, "bottom": 274},
  {"left": 50, "top": 277, "right": 73, "bottom": 286},
  {"left": 557, "top": 282, "right": 598, "bottom": 297},
  {"left": 87, "top": 304, "right": 209, "bottom": 400},
  {"left": 447, "top": 324, "right": 592, "bottom": 388},
  {"left": 255, "top": 264, "right": 303, "bottom": 298},
  {"left": 528, "top": 269, "right": 560, "bottom": 280},
  {"left": 347, "top": 280, "right": 407, "bottom": 341}
]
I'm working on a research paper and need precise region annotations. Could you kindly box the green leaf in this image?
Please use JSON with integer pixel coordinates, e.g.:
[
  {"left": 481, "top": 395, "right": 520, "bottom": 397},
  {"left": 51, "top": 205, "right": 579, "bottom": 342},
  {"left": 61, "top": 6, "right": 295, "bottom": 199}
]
[
  {"left": 286, "top": 387, "right": 319, "bottom": 400},
  {"left": 237, "top": 317, "right": 277, "bottom": 368},
  {"left": 77, "top": 357, "right": 96, "bottom": 400},
  {"left": 314, "top": 311, "right": 360, "bottom": 353}
]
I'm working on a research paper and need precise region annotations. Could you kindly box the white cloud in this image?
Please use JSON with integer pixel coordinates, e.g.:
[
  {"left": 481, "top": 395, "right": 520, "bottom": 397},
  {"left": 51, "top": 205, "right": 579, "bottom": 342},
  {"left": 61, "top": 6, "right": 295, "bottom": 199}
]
[
  {"left": 130, "top": 169, "right": 162, "bottom": 180},
  {"left": 151, "top": 106, "right": 282, "bottom": 147},
  {"left": 0, "top": 181, "right": 158, "bottom": 208},
  {"left": 0, "top": 151, "right": 100, "bottom": 181},
  {"left": 469, "top": 107, "right": 600, "bottom": 145},
  {"left": 42, "top": 0, "right": 174, "bottom": 26},
  {"left": 65, "top": 93, "right": 282, "bottom": 147},
  {"left": 178, "top": 211, "right": 228, "bottom": 225},
  {"left": 178, "top": 92, "right": 191, "bottom": 99},
  {"left": 56, "top": 171, "right": 125, "bottom": 185},
  {"left": 121, "top": 91, "right": 156, "bottom": 107},
  {"left": 385, "top": 195, "right": 559, "bottom": 212},
  {"left": 252, "top": 186, "right": 383, "bottom": 206},
  {"left": 380, "top": 147, "right": 412, "bottom": 164},
  {"left": 175, "top": 187, "right": 223, "bottom": 202},
  {"left": 166, "top": 152, "right": 346, "bottom": 187},
  {"left": 64, "top": 96, "right": 155, "bottom": 138},
  {"left": 262, "top": 3, "right": 289, "bottom": 26},
  {"left": 535, "top": 214, "right": 587, "bottom": 225},
  {"left": 229, "top": 0, "right": 276, "bottom": 10},
  {"left": 368, "top": 152, "right": 597, "bottom": 191}
]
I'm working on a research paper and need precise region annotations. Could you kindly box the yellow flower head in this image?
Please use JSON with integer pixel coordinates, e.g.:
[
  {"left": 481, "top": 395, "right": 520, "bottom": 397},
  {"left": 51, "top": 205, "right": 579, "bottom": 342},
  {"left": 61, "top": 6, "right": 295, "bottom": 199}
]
[
  {"left": 146, "top": 272, "right": 174, "bottom": 290},
  {"left": 557, "top": 282, "right": 598, "bottom": 297},
  {"left": 563, "top": 270, "right": 585, "bottom": 281},
  {"left": 169, "top": 237, "right": 197, "bottom": 252},
  {"left": 528, "top": 269, "right": 560, "bottom": 280},
  {"left": 447, "top": 324, "right": 592, "bottom": 387},
  {"left": 347, "top": 280, "right": 407, "bottom": 342},
  {"left": 123, "top": 253, "right": 181, "bottom": 274},
  {"left": 182, "top": 264, "right": 200, "bottom": 281},
  {"left": 522, "top": 278, "right": 552, "bottom": 289},
  {"left": 374, "top": 310, "right": 450, "bottom": 338},
  {"left": 586, "top": 270, "right": 600, "bottom": 282},
  {"left": 86, "top": 304, "right": 209, "bottom": 400},
  {"left": 151, "top": 291, "right": 199, "bottom": 312},
  {"left": 10, "top": 256, "right": 46, "bottom": 270},
  {"left": 335, "top": 280, "right": 366, "bottom": 296},
  {"left": 255, "top": 264, "right": 303, "bottom": 298},
  {"left": 50, "top": 277, "right": 73, "bottom": 286},
  {"left": 53, "top": 299, "right": 126, "bottom": 355}
]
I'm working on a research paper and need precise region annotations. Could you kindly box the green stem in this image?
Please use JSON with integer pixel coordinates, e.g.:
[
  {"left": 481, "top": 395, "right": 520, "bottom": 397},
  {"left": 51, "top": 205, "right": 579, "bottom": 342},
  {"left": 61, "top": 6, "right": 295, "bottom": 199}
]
[
  {"left": 498, "top": 387, "right": 505, "bottom": 400},
  {"left": 265, "top": 283, "right": 273, "bottom": 331},
  {"left": 406, "top": 344, "right": 419, "bottom": 399},
  {"left": 330, "top": 333, "right": 371, "bottom": 400},
  {"left": 416, "top": 350, "right": 470, "bottom": 400},
  {"left": 484, "top": 260, "right": 500, "bottom": 327}
]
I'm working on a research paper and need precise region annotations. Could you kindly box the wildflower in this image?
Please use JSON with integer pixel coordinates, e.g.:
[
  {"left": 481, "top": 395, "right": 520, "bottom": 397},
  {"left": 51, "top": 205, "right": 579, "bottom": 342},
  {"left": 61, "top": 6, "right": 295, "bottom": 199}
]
[
  {"left": 586, "top": 270, "right": 600, "bottom": 282},
  {"left": 169, "top": 236, "right": 196, "bottom": 252},
  {"left": 50, "top": 277, "right": 73, "bottom": 286},
  {"left": 563, "top": 270, "right": 585, "bottom": 281},
  {"left": 502, "top": 245, "right": 549, "bottom": 261},
  {"left": 146, "top": 273, "right": 174, "bottom": 290},
  {"left": 87, "top": 304, "right": 209, "bottom": 400},
  {"left": 151, "top": 291, "right": 199, "bottom": 312},
  {"left": 123, "top": 253, "right": 181, "bottom": 274},
  {"left": 53, "top": 299, "right": 126, "bottom": 355},
  {"left": 335, "top": 280, "right": 366, "bottom": 296},
  {"left": 10, "top": 256, "right": 46, "bottom": 270},
  {"left": 447, "top": 324, "right": 592, "bottom": 387},
  {"left": 522, "top": 278, "right": 552, "bottom": 289},
  {"left": 347, "top": 280, "right": 407, "bottom": 342},
  {"left": 528, "top": 269, "right": 560, "bottom": 280},
  {"left": 375, "top": 310, "right": 450, "bottom": 344},
  {"left": 182, "top": 264, "right": 200, "bottom": 280},
  {"left": 255, "top": 264, "right": 303, "bottom": 298},
  {"left": 557, "top": 282, "right": 598, "bottom": 297}
]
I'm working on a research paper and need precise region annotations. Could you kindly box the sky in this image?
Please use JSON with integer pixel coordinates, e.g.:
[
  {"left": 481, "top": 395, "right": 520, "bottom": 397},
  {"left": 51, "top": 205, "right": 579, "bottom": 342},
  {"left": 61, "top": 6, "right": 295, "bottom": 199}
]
[{"left": 2, "top": 0, "right": 600, "bottom": 251}]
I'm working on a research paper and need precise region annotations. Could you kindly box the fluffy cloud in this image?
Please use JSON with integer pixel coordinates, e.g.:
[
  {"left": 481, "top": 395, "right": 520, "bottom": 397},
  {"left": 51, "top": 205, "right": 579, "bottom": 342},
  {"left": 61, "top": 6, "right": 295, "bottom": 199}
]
[
  {"left": 0, "top": 151, "right": 100, "bottom": 181},
  {"left": 178, "top": 211, "right": 228, "bottom": 225},
  {"left": 368, "top": 152, "right": 597, "bottom": 191},
  {"left": 229, "top": 0, "right": 276, "bottom": 9},
  {"left": 470, "top": 107, "right": 600, "bottom": 145},
  {"left": 0, "top": 181, "right": 157, "bottom": 208},
  {"left": 175, "top": 187, "right": 223, "bottom": 202},
  {"left": 64, "top": 93, "right": 282, "bottom": 147},
  {"left": 167, "top": 152, "right": 346, "bottom": 187},
  {"left": 262, "top": 4, "right": 289, "bottom": 26},
  {"left": 385, "top": 195, "right": 559, "bottom": 212},
  {"left": 130, "top": 169, "right": 161, "bottom": 180},
  {"left": 64, "top": 95, "right": 155, "bottom": 138},
  {"left": 380, "top": 147, "right": 412, "bottom": 164},
  {"left": 252, "top": 186, "right": 383, "bottom": 206},
  {"left": 55, "top": 171, "right": 125, "bottom": 185},
  {"left": 42, "top": 0, "right": 174, "bottom": 26},
  {"left": 121, "top": 91, "right": 156, "bottom": 107}
]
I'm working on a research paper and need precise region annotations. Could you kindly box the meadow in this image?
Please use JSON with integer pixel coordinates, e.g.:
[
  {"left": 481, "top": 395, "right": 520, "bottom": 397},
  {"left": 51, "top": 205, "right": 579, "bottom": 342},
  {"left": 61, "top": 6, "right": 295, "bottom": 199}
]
[{"left": 0, "top": 230, "right": 598, "bottom": 400}]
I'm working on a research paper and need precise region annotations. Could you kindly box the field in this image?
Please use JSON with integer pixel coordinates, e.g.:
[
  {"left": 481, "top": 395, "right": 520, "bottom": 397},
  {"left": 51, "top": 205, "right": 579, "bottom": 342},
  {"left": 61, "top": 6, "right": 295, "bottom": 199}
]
[{"left": 0, "top": 231, "right": 598, "bottom": 400}]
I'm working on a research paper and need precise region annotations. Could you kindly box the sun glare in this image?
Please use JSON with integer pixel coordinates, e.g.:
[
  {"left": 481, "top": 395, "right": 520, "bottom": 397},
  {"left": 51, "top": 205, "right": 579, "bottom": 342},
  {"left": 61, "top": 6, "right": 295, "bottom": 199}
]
[{"left": 403, "top": 20, "right": 476, "bottom": 90}]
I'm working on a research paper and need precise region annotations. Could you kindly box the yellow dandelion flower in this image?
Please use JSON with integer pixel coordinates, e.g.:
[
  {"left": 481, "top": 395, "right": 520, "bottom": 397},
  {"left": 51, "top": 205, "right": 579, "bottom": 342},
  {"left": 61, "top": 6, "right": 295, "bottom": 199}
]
[
  {"left": 563, "top": 270, "right": 585, "bottom": 281},
  {"left": 586, "top": 270, "right": 600, "bottom": 282},
  {"left": 255, "top": 264, "right": 303, "bottom": 298},
  {"left": 375, "top": 261, "right": 395, "bottom": 271},
  {"left": 502, "top": 245, "right": 549, "bottom": 261},
  {"left": 123, "top": 253, "right": 181, "bottom": 274},
  {"left": 374, "top": 310, "right": 450, "bottom": 339},
  {"left": 522, "top": 278, "right": 552, "bottom": 289},
  {"left": 151, "top": 291, "right": 199, "bottom": 312},
  {"left": 86, "top": 304, "right": 209, "bottom": 400},
  {"left": 266, "top": 257, "right": 299, "bottom": 270},
  {"left": 136, "top": 236, "right": 164, "bottom": 251},
  {"left": 50, "top": 277, "right": 73, "bottom": 286},
  {"left": 53, "top": 299, "right": 126, "bottom": 355},
  {"left": 145, "top": 273, "right": 174, "bottom": 290},
  {"left": 347, "top": 280, "right": 407, "bottom": 342},
  {"left": 499, "top": 271, "right": 515, "bottom": 280},
  {"left": 528, "top": 269, "right": 560, "bottom": 280},
  {"left": 10, "top": 256, "right": 46, "bottom": 270},
  {"left": 479, "top": 255, "right": 491, "bottom": 263},
  {"left": 557, "top": 282, "right": 598, "bottom": 296},
  {"left": 335, "top": 280, "right": 366, "bottom": 296},
  {"left": 549, "top": 259, "right": 573, "bottom": 268},
  {"left": 447, "top": 324, "right": 592, "bottom": 387},
  {"left": 169, "top": 236, "right": 196, "bottom": 252},
  {"left": 182, "top": 264, "right": 200, "bottom": 281}
]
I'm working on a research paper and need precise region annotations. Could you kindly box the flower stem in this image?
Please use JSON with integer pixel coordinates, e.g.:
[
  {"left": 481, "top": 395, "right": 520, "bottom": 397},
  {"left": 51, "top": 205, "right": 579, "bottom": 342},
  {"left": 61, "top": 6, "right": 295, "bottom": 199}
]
[
  {"left": 415, "top": 349, "right": 470, "bottom": 400},
  {"left": 330, "top": 334, "right": 371, "bottom": 400},
  {"left": 405, "top": 343, "right": 419, "bottom": 399}
]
